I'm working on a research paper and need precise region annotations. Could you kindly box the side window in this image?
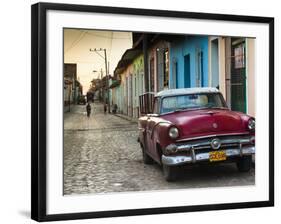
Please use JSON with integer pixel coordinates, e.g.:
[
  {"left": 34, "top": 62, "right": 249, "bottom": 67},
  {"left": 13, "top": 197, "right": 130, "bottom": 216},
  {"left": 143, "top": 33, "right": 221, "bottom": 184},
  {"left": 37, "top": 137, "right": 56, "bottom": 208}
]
[{"left": 153, "top": 97, "right": 159, "bottom": 114}]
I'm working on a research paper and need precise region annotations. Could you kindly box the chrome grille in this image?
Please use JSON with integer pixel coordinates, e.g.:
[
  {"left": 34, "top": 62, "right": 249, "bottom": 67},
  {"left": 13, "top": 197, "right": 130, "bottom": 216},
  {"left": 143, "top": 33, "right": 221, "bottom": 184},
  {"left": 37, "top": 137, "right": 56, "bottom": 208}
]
[{"left": 175, "top": 135, "right": 253, "bottom": 152}]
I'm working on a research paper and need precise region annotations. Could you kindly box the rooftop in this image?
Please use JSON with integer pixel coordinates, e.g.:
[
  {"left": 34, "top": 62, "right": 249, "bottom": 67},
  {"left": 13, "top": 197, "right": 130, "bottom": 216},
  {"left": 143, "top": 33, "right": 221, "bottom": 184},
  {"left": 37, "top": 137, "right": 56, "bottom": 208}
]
[{"left": 155, "top": 87, "right": 219, "bottom": 97}]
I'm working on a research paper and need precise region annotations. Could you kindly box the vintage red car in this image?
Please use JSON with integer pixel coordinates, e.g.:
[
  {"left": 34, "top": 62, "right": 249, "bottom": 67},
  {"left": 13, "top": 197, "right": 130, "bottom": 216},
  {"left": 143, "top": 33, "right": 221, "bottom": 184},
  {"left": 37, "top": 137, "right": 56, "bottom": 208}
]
[{"left": 138, "top": 87, "right": 255, "bottom": 181}]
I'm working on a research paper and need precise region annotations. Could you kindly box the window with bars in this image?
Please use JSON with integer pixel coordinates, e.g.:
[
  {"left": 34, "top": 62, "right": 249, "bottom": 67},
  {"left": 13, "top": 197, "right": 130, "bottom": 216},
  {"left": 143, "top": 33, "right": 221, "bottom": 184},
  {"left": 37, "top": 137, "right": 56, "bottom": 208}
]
[
  {"left": 234, "top": 43, "right": 245, "bottom": 69},
  {"left": 149, "top": 57, "right": 155, "bottom": 92},
  {"left": 163, "top": 49, "right": 169, "bottom": 88},
  {"left": 196, "top": 49, "right": 204, "bottom": 87},
  {"left": 172, "top": 59, "right": 178, "bottom": 88}
]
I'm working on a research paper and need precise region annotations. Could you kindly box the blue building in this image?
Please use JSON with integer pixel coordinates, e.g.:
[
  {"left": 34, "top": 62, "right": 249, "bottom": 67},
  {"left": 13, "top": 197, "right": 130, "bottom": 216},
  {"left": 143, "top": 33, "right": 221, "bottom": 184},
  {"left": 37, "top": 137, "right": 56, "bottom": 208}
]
[{"left": 169, "top": 35, "right": 209, "bottom": 89}]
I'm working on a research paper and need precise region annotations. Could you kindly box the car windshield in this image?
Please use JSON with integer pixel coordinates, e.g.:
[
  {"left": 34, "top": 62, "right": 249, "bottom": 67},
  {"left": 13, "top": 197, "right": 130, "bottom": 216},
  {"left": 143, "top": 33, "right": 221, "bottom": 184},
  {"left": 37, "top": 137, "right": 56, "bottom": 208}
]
[{"left": 161, "top": 93, "right": 227, "bottom": 114}]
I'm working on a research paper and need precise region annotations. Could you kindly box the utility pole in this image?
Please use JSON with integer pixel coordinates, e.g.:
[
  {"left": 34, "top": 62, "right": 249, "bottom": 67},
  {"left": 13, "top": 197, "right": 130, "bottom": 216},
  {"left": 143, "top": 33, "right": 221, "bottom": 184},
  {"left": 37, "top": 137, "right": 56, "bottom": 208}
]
[
  {"left": 89, "top": 48, "right": 110, "bottom": 113},
  {"left": 104, "top": 49, "right": 109, "bottom": 112},
  {"left": 143, "top": 34, "right": 149, "bottom": 92}
]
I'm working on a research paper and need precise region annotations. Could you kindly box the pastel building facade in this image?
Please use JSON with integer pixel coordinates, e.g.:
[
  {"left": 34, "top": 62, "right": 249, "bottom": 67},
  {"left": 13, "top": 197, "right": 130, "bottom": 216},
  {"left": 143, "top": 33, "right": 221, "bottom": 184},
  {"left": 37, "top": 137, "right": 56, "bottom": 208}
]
[
  {"left": 208, "top": 37, "right": 255, "bottom": 116},
  {"left": 111, "top": 34, "right": 255, "bottom": 118},
  {"left": 169, "top": 36, "right": 209, "bottom": 89}
]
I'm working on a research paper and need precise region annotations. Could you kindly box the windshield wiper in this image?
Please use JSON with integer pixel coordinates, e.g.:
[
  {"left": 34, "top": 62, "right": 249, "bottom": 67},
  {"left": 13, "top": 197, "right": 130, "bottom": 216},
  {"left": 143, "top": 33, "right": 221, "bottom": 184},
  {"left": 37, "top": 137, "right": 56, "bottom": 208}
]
[
  {"left": 205, "top": 106, "right": 227, "bottom": 110},
  {"left": 174, "top": 108, "right": 191, "bottom": 112},
  {"left": 162, "top": 108, "right": 189, "bottom": 114}
]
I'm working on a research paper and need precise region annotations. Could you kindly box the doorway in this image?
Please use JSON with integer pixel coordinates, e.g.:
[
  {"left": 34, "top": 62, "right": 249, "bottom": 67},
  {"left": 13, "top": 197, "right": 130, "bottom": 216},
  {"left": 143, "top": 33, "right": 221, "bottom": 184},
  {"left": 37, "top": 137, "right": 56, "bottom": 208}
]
[
  {"left": 230, "top": 38, "right": 246, "bottom": 113},
  {"left": 184, "top": 54, "right": 190, "bottom": 88},
  {"left": 211, "top": 39, "right": 219, "bottom": 88}
]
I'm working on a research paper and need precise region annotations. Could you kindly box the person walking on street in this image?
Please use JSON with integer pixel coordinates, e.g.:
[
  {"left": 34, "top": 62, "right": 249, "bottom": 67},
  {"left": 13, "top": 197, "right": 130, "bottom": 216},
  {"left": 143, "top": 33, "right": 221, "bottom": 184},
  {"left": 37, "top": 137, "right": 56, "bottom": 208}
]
[
  {"left": 86, "top": 103, "right": 91, "bottom": 118},
  {"left": 112, "top": 104, "right": 118, "bottom": 114}
]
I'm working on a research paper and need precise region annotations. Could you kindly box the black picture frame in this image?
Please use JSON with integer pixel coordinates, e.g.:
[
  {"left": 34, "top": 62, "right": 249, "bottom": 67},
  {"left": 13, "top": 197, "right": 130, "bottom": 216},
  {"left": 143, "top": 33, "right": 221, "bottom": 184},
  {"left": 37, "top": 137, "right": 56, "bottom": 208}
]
[{"left": 31, "top": 2, "right": 274, "bottom": 222}]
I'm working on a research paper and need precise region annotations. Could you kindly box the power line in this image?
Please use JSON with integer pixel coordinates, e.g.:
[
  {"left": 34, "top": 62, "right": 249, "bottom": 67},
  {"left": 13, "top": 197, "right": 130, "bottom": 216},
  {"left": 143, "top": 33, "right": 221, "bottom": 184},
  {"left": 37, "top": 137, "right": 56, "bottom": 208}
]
[
  {"left": 64, "top": 61, "right": 105, "bottom": 65},
  {"left": 85, "top": 31, "right": 131, "bottom": 40},
  {"left": 64, "top": 31, "right": 87, "bottom": 54}
]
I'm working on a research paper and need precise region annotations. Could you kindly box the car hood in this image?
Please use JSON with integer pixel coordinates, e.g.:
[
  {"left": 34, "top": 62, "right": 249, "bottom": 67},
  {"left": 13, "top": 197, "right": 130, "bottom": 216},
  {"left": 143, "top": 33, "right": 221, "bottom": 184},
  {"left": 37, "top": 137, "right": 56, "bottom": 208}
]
[{"left": 161, "top": 108, "right": 248, "bottom": 138}]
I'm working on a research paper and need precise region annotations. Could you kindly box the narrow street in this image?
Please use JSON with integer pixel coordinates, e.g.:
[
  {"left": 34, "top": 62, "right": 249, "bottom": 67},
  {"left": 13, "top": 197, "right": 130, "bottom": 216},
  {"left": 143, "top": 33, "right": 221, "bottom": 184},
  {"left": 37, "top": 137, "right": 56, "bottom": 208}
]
[{"left": 63, "top": 102, "right": 255, "bottom": 195}]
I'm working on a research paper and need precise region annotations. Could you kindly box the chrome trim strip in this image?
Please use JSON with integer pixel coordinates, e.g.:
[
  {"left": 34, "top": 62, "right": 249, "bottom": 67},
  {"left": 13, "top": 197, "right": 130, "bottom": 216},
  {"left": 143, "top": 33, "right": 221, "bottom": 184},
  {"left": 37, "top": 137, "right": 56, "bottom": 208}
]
[
  {"left": 176, "top": 133, "right": 250, "bottom": 142},
  {"left": 162, "top": 146, "right": 255, "bottom": 166}
]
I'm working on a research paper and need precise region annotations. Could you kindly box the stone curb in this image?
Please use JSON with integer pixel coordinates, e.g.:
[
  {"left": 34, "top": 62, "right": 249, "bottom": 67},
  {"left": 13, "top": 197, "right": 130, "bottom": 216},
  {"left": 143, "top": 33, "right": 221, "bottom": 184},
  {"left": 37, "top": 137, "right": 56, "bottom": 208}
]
[{"left": 112, "top": 113, "right": 138, "bottom": 123}]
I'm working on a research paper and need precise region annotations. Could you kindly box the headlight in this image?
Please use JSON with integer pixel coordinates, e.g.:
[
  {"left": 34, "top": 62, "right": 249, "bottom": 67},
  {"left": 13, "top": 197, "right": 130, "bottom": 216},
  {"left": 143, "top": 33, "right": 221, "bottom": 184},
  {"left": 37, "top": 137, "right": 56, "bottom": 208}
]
[
  {"left": 168, "top": 127, "right": 179, "bottom": 139},
  {"left": 248, "top": 119, "right": 255, "bottom": 130}
]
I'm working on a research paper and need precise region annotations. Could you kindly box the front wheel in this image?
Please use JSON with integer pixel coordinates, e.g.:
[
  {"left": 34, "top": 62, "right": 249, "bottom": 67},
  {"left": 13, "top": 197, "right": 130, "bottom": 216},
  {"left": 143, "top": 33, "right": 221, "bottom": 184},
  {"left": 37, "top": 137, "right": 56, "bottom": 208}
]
[
  {"left": 236, "top": 155, "right": 252, "bottom": 172},
  {"left": 163, "top": 164, "right": 178, "bottom": 182}
]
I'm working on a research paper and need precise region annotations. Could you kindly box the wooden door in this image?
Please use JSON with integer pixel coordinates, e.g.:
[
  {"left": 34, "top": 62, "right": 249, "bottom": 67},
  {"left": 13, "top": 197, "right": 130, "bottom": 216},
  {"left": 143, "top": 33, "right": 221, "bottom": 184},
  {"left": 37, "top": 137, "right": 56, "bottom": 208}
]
[{"left": 230, "top": 38, "right": 246, "bottom": 113}]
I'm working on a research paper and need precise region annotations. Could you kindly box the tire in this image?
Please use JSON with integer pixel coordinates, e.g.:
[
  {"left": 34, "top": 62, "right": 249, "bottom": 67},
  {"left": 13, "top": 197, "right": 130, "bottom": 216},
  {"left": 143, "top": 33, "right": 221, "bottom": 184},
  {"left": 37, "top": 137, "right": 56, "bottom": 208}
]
[
  {"left": 163, "top": 164, "right": 178, "bottom": 182},
  {"left": 236, "top": 155, "right": 252, "bottom": 172},
  {"left": 141, "top": 145, "right": 154, "bottom": 164}
]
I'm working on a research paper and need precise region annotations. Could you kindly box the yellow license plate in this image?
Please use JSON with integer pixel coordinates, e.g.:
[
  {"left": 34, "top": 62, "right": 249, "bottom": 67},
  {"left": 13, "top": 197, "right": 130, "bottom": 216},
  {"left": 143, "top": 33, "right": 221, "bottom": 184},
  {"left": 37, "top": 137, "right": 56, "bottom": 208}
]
[{"left": 209, "top": 151, "right": 226, "bottom": 162}]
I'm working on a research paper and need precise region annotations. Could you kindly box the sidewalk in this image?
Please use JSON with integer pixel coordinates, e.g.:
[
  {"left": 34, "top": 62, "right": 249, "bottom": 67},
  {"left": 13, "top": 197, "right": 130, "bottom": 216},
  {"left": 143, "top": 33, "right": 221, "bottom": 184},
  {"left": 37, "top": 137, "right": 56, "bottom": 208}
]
[
  {"left": 113, "top": 113, "right": 138, "bottom": 123},
  {"left": 64, "top": 104, "right": 75, "bottom": 113}
]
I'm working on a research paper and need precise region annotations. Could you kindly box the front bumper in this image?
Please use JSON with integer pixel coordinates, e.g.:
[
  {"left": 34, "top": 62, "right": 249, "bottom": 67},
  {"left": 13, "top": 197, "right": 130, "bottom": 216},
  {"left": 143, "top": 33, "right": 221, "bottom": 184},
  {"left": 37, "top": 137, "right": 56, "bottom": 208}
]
[{"left": 162, "top": 146, "right": 255, "bottom": 166}]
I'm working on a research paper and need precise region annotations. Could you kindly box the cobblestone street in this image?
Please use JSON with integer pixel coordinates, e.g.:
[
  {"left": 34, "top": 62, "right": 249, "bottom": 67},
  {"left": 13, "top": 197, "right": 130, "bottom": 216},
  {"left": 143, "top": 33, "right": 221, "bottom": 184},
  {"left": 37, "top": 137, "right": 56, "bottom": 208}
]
[{"left": 63, "top": 102, "right": 254, "bottom": 195}]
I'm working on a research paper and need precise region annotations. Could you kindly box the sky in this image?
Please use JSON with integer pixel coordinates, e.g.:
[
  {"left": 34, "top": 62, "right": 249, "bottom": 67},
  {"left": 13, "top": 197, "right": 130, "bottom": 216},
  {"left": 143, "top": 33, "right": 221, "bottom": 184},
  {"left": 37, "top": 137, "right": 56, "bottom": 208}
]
[{"left": 64, "top": 29, "right": 133, "bottom": 94}]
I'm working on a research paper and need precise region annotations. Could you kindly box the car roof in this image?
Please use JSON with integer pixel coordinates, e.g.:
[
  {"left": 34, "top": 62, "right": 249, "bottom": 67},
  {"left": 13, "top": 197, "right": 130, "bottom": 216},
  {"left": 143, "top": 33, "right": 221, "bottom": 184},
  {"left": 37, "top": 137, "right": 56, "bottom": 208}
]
[{"left": 155, "top": 87, "right": 219, "bottom": 97}]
